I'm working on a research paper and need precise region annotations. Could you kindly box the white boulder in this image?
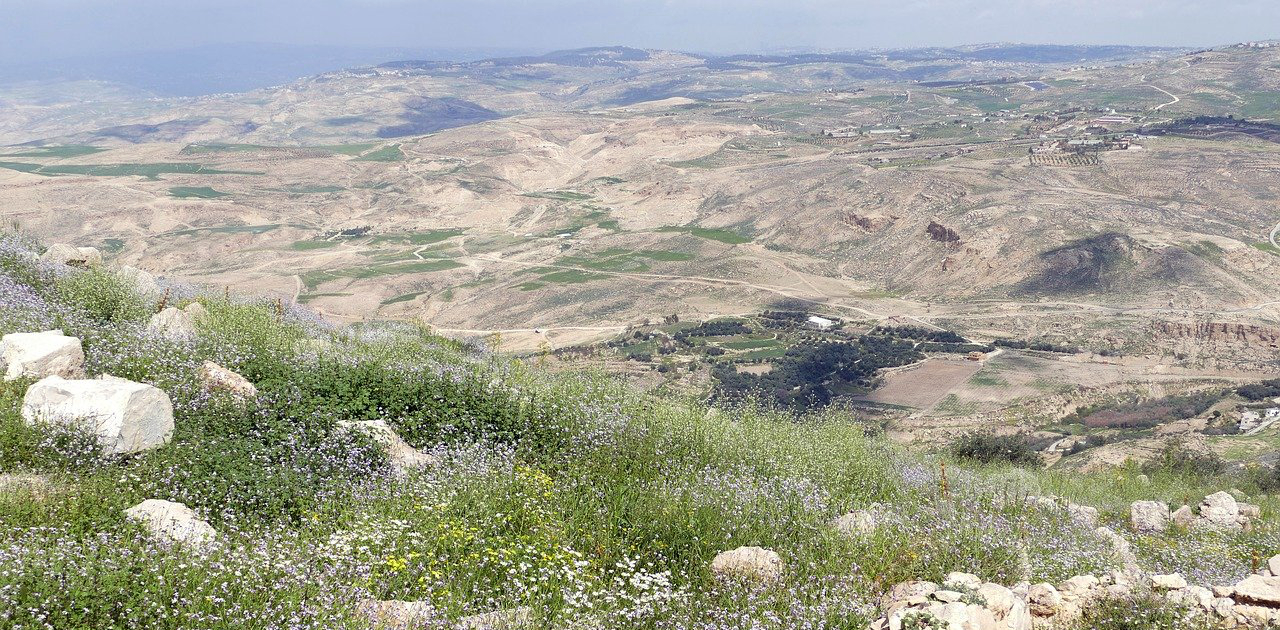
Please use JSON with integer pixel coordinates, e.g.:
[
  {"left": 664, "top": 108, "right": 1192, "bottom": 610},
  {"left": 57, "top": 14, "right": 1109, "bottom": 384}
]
[
  {"left": 337, "top": 419, "right": 437, "bottom": 474},
  {"left": 1198, "top": 491, "right": 1241, "bottom": 530},
  {"left": 1232, "top": 575, "right": 1280, "bottom": 606},
  {"left": 147, "top": 307, "right": 197, "bottom": 342},
  {"left": 709, "top": 546, "right": 783, "bottom": 582},
  {"left": 1, "top": 330, "right": 85, "bottom": 381},
  {"left": 124, "top": 499, "right": 216, "bottom": 548},
  {"left": 1151, "top": 573, "right": 1188, "bottom": 590},
  {"left": 1130, "top": 500, "right": 1170, "bottom": 533},
  {"left": 197, "top": 360, "right": 256, "bottom": 399},
  {"left": 117, "top": 265, "right": 159, "bottom": 298},
  {"left": 22, "top": 375, "right": 174, "bottom": 455}
]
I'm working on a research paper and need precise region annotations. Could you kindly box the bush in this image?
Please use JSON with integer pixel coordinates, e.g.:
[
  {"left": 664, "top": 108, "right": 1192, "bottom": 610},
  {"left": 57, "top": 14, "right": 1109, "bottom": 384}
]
[
  {"left": 54, "top": 268, "right": 149, "bottom": 323},
  {"left": 950, "top": 432, "right": 1041, "bottom": 466},
  {"left": 1141, "top": 440, "right": 1225, "bottom": 478},
  {"left": 1238, "top": 379, "right": 1280, "bottom": 401}
]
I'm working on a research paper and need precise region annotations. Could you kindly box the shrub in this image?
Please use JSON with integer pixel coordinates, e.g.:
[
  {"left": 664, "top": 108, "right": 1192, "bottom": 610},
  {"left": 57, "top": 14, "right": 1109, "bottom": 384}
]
[
  {"left": 53, "top": 267, "right": 149, "bottom": 323},
  {"left": 1141, "top": 440, "right": 1225, "bottom": 478},
  {"left": 950, "top": 432, "right": 1041, "bottom": 466}
]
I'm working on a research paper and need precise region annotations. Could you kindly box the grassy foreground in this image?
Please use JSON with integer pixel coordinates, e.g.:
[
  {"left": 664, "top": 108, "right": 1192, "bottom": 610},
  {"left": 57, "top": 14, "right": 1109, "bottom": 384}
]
[{"left": 0, "top": 233, "right": 1276, "bottom": 629}]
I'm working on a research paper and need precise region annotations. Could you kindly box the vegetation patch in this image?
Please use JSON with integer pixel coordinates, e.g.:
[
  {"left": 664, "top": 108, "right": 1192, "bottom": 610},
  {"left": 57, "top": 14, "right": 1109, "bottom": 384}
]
[
  {"left": 0, "top": 161, "right": 260, "bottom": 177},
  {"left": 381, "top": 291, "right": 430, "bottom": 306},
  {"left": 0, "top": 145, "right": 105, "bottom": 158},
  {"left": 302, "top": 259, "right": 463, "bottom": 289},
  {"left": 353, "top": 144, "right": 405, "bottom": 162},
  {"left": 290, "top": 240, "right": 339, "bottom": 251},
  {"left": 522, "top": 190, "right": 593, "bottom": 201},
  {"left": 657, "top": 225, "right": 752, "bottom": 244},
  {"left": 169, "top": 186, "right": 231, "bottom": 199}
]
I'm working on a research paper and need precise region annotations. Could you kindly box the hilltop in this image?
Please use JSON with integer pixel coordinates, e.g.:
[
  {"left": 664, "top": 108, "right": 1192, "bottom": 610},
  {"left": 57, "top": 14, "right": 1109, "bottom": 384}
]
[{"left": 3, "top": 236, "right": 1280, "bottom": 629}]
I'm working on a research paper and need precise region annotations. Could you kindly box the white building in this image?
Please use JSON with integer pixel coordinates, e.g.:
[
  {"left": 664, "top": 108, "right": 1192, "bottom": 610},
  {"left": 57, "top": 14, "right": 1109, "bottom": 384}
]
[{"left": 806, "top": 316, "right": 835, "bottom": 330}]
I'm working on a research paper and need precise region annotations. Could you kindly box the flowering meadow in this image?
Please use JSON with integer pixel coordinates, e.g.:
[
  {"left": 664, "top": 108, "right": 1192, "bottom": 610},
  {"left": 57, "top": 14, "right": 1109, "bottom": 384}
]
[{"left": 0, "top": 234, "right": 1276, "bottom": 629}]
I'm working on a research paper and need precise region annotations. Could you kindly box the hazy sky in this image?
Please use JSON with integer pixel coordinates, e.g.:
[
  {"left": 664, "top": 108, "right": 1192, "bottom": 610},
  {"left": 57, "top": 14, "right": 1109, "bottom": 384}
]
[{"left": 3, "top": 0, "right": 1278, "bottom": 62}]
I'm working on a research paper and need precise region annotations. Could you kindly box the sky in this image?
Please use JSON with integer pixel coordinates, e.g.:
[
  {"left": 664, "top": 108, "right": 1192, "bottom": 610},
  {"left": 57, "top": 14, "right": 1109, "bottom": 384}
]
[{"left": 2, "top": 0, "right": 1277, "bottom": 64}]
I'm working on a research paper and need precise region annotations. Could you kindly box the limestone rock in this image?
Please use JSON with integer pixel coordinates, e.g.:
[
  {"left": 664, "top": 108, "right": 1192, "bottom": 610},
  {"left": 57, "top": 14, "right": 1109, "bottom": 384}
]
[
  {"left": 944, "top": 572, "right": 983, "bottom": 592},
  {"left": 41, "top": 244, "right": 101, "bottom": 267},
  {"left": 1172, "top": 505, "right": 1195, "bottom": 528},
  {"left": 709, "top": 546, "right": 783, "bottom": 582},
  {"left": 197, "top": 361, "right": 257, "bottom": 399},
  {"left": 1027, "top": 583, "right": 1062, "bottom": 617},
  {"left": 147, "top": 307, "right": 197, "bottom": 342},
  {"left": 183, "top": 301, "right": 209, "bottom": 321},
  {"left": 1094, "top": 526, "right": 1140, "bottom": 572},
  {"left": 1231, "top": 575, "right": 1280, "bottom": 606},
  {"left": 833, "top": 505, "right": 881, "bottom": 536},
  {"left": 1130, "top": 500, "right": 1170, "bottom": 533},
  {"left": 117, "top": 265, "right": 159, "bottom": 298},
  {"left": 1199, "top": 491, "right": 1241, "bottom": 530},
  {"left": 1, "top": 330, "right": 85, "bottom": 381},
  {"left": 1058, "top": 575, "right": 1100, "bottom": 601},
  {"left": 1268, "top": 554, "right": 1280, "bottom": 577},
  {"left": 337, "top": 419, "right": 438, "bottom": 474},
  {"left": 22, "top": 375, "right": 174, "bottom": 455},
  {"left": 1151, "top": 573, "right": 1188, "bottom": 590},
  {"left": 124, "top": 499, "right": 216, "bottom": 548}
]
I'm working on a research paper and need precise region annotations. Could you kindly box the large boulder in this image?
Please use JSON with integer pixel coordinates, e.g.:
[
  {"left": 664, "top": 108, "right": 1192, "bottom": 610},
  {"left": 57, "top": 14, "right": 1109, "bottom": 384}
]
[
  {"left": 124, "top": 499, "right": 216, "bottom": 548},
  {"left": 337, "top": 420, "right": 437, "bottom": 474},
  {"left": 709, "top": 546, "right": 783, "bottom": 582},
  {"left": 40, "top": 244, "right": 101, "bottom": 267},
  {"left": 147, "top": 307, "right": 196, "bottom": 342},
  {"left": 1, "top": 330, "right": 85, "bottom": 381},
  {"left": 22, "top": 375, "right": 174, "bottom": 455},
  {"left": 1130, "top": 500, "right": 1170, "bottom": 533},
  {"left": 197, "top": 360, "right": 257, "bottom": 399},
  {"left": 877, "top": 579, "right": 1031, "bottom": 630}
]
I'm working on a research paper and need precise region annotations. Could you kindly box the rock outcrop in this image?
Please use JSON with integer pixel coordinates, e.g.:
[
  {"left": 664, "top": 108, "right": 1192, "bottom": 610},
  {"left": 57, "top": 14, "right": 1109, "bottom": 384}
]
[
  {"left": 22, "top": 375, "right": 174, "bottom": 455},
  {"left": 872, "top": 573, "right": 1030, "bottom": 630},
  {"left": 1130, "top": 493, "right": 1258, "bottom": 534},
  {"left": 709, "top": 546, "right": 783, "bottom": 582},
  {"left": 1, "top": 330, "right": 85, "bottom": 381},
  {"left": 124, "top": 499, "right": 216, "bottom": 548},
  {"left": 1130, "top": 500, "right": 1170, "bottom": 533}
]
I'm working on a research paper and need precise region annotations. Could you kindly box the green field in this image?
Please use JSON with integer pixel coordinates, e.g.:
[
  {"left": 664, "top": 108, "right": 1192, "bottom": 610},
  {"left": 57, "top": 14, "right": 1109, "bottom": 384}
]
[
  {"left": 522, "top": 190, "right": 593, "bottom": 201},
  {"left": 657, "top": 225, "right": 751, "bottom": 244},
  {"left": 1252, "top": 242, "right": 1280, "bottom": 256},
  {"left": 291, "top": 240, "right": 339, "bottom": 251},
  {"left": 380, "top": 291, "right": 430, "bottom": 306},
  {"left": 721, "top": 338, "right": 780, "bottom": 351},
  {"left": 353, "top": 144, "right": 404, "bottom": 162},
  {"left": 302, "top": 259, "right": 464, "bottom": 289},
  {"left": 169, "top": 186, "right": 231, "bottom": 199},
  {"left": 166, "top": 224, "right": 283, "bottom": 237}
]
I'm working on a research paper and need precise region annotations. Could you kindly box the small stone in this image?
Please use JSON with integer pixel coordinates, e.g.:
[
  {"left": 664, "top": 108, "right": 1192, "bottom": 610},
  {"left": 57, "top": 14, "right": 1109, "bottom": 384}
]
[
  {"left": 709, "top": 546, "right": 783, "bottom": 582},
  {"left": 1130, "top": 500, "right": 1170, "bottom": 533},
  {"left": 931, "top": 590, "right": 964, "bottom": 603},
  {"left": 1212, "top": 597, "right": 1236, "bottom": 618},
  {"left": 197, "top": 361, "right": 257, "bottom": 399},
  {"left": 357, "top": 599, "right": 436, "bottom": 628},
  {"left": 41, "top": 244, "right": 100, "bottom": 267},
  {"left": 124, "top": 499, "right": 216, "bottom": 548},
  {"left": 1172, "top": 505, "right": 1195, "bottom": 528},
  {"left": 1268, "top": 555, "right": 1280, "bottom": 577},
  {"left": 1059, "top": 575, "right": 1100, "bottom": 599},
  {"left": 1213, "top": 584, "right": 1235, "bottom": 598}
]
